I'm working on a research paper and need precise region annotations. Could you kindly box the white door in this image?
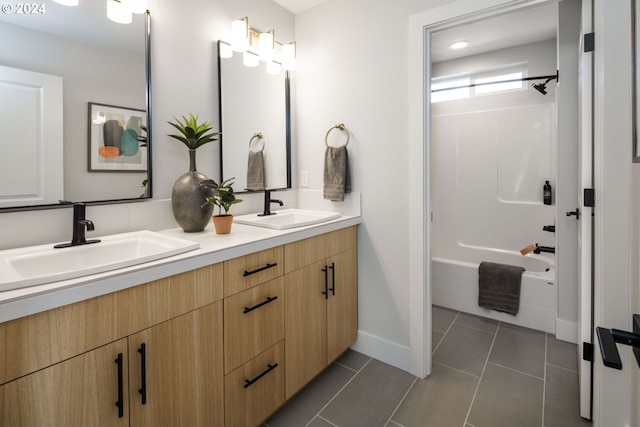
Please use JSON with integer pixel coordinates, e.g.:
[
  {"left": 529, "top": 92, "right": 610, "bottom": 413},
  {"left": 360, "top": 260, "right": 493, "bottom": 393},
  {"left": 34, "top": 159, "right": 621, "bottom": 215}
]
[
  {"left": 577, "top": 0, "right": 594, "bottom": 420},
  {"left": 592, "top": 0, "right": 633, "bottom": 425}
]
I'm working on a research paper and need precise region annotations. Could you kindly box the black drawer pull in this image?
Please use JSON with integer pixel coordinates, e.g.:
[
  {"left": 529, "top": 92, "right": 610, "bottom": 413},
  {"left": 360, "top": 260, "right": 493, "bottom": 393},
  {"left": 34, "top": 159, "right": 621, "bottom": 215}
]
[
  {"left": 244, "top": 296, "right": 278, "bottom": 314},
  {"left": 322, "top": 266, "right": 329, "bottom": 299},
  {"left": 138, "top": 343, "right": 147, "bottom": 405},
  {"left": 244, "top": 363, "right": 279, "bottom": 389},
  {"left": 243, "top": 262, "right": 277, "bottom": 277},
  {"left": 115, "top": 353, "right": 124, "bottom": 418},
  {"left": 328, "top": 263, "right": 335, "bottom": 296}
]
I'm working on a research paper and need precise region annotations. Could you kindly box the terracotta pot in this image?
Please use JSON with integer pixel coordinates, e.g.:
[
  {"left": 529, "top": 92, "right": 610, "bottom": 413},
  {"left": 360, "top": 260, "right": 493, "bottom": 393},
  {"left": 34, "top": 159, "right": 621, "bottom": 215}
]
[{"left": 212, "top": 214, "right": 233, "bottom": 234}]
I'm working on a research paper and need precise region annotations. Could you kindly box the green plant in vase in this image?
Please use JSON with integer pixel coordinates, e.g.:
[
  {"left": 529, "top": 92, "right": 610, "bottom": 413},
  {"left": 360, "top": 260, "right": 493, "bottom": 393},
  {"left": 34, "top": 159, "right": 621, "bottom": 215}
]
[
  {"left": 167, "top": 113, "right": 221, "bottom": 232},
  {"left": 201, "top": 178, "right": 243, "bottom": 234}
]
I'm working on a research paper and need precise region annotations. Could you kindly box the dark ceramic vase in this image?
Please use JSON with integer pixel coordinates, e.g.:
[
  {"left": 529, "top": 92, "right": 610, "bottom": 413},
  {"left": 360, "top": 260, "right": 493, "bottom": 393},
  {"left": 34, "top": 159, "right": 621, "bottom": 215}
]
[{"left": 171, "top": 149, "right": 214, "bottom": 232}]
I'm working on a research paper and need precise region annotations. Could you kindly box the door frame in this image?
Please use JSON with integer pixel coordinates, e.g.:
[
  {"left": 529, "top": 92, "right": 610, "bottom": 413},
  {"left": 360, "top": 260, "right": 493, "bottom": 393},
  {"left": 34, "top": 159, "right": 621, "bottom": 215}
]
[{"left": 408, "top": 0, "right": 561, "bottom": 379}]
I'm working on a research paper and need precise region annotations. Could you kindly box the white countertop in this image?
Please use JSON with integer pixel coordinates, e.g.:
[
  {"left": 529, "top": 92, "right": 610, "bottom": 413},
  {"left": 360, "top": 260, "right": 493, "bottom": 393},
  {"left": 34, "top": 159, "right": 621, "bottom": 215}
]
[{"left": 0, "top": 214, "right": 361, "bottom": 323}]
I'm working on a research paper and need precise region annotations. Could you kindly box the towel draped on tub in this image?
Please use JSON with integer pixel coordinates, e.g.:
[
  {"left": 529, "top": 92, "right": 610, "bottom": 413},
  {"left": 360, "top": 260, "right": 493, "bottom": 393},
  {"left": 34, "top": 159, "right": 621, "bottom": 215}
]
[{"left": 478, "top": 261, "right": 525, "bottom": 316}]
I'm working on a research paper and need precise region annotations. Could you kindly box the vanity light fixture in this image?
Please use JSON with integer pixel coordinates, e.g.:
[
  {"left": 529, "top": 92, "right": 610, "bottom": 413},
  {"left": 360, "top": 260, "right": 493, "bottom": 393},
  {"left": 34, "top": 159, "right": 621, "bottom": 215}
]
[
  {"left": 243, "top": 51, "right": 259, "bottom": 67},
  {"left": 130, "top": 0, "right": 147, "bottom": 14},
  {"left": 219, "top": 41, "right": 234, "bottom": 59},
  {"left": 53, "top": 0, "right": 79, "bottom": 6},
  {"left": 281, "top": 41, "right": 296, "bottom": 70},
  {"left": 258, "top": 30, "right": 275, "bottom": 62},
  {"left": 107, "top": 0, "right": 132, "bottom": 24},
  {"left": 232, "top": 17, "right": 249, "bottom": 52},
  {"left": 449, "top": 41, "right": 469, "bottom": 50}
]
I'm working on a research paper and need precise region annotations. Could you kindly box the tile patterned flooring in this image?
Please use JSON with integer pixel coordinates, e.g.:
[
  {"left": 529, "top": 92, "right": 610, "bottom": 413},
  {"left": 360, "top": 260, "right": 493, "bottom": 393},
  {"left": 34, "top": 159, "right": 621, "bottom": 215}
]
[{"left": 264, "top": 305, "right": 592, "bottom": 427}]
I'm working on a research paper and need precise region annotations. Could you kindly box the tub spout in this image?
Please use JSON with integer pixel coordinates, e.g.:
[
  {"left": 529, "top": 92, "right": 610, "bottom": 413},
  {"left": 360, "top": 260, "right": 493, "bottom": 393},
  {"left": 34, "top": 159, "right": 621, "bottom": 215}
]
[{"left": 520, "top": 244, "right": 536, "bottom": 256}]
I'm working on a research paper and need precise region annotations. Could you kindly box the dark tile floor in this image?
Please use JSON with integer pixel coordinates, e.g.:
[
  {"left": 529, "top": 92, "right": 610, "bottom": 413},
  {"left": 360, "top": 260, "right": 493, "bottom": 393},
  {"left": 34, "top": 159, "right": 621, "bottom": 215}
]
[{"left": 264, "top": 305, "right": 592, "bottom": 427}]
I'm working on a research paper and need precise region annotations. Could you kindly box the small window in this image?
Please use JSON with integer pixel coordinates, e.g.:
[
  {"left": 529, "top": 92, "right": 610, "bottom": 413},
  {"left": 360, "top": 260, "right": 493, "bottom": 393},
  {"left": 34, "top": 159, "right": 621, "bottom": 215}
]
[{"left": 431, "top": 64, "right": 527, "bottom": 103}]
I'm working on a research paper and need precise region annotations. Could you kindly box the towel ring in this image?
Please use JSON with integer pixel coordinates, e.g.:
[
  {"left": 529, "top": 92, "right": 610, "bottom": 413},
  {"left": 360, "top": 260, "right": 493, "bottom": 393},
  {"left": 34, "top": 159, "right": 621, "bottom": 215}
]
[
  {"left": 249, "top": 132, "right": 265, "bottom": 153},
  {"left": 325, "top": 123, "right": 350, "bottom": 147}
]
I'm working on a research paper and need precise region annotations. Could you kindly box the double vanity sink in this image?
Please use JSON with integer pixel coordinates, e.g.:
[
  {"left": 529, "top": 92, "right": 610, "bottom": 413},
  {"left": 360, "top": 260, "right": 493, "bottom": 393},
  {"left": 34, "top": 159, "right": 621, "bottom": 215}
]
[{"left": 0, "top": 209, "right": 342, "bottom": 293}]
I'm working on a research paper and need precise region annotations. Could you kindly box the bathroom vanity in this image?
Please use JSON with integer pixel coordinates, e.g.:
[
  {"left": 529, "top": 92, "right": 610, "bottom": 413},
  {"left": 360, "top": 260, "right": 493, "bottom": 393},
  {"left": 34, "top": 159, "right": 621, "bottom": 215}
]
[{"left": 0, "top": 219, "right": 359, "bottom": 427}]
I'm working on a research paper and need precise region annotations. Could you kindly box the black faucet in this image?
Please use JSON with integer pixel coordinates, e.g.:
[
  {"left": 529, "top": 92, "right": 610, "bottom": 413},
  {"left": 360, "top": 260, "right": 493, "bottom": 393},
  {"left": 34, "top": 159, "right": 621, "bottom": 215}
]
[
  {"left": 54, "top": 203, "right": 101, "bottom": 248},
  {"left": 533, "top": 244, "right": 555, "bottom": 254},
  {"left": 259, "top": 190, "right": 284, "bottom": 216}
]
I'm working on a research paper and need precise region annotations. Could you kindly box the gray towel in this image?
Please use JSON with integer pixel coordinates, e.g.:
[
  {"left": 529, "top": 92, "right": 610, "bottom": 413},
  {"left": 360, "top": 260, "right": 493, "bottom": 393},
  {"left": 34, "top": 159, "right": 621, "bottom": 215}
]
[
  {"left": 478, "top": 261, "right": 525, "bottom": 316},
  {"left": 247, "top": 150, "right": 265, "bottom": 191},
  {"left": 323, "top": 145, "right": 351, "bottom": 201}
]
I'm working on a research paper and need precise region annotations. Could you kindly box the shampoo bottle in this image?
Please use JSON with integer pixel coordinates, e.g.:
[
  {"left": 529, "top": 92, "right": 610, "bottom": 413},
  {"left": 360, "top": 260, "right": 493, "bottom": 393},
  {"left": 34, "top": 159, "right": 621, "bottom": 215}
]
[{"left": 543, "top": 180, "right": 552, "bottom": 205}]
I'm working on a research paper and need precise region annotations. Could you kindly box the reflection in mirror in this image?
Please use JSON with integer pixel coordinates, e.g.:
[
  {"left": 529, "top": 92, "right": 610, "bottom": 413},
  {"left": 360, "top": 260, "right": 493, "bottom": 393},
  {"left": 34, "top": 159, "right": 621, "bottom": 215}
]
[
  {"left": 0, "top": 1, "right": 151, "bottom": 211},
  {"left": 218, "top": 40, "right": 291, "bottom": 192}
]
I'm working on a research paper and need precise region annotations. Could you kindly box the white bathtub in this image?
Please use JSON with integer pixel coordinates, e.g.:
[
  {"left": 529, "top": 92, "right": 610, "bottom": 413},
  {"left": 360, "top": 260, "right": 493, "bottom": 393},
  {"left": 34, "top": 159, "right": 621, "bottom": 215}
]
[{"left": 431, "top": 251, "right": 556, "bottom": 333}]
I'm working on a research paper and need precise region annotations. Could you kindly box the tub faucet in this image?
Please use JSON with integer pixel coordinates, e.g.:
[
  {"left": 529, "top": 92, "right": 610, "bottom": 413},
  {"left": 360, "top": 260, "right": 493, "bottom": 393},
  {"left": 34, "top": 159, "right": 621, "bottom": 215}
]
[
  {"left": 54, "top": 203, "right": 101, "bottom": 248},
  {"left": 259, "top": 190, "right": 284, "bottom": 216},
  {"left": 533, "top": 244, "right": 555, "bottom": 254}
]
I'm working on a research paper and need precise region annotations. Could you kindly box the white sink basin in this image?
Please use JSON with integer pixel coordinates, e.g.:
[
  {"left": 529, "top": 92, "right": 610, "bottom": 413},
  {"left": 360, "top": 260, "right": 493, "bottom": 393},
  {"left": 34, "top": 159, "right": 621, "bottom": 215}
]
[
  {"left": 0, "top": 230, "right": 200, "bottom": 292},
  {"left": 233, "top": 209, "right": 341, "bottom": 230}
]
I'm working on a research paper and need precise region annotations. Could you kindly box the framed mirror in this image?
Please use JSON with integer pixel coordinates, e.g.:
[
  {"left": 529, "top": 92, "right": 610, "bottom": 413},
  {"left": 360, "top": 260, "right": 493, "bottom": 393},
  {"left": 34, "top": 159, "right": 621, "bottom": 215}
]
[
  {"left": 0, "top": 1, "right": 151, "bottom": 211},
  {"left": 218, "top": 40, "right": 291, "bottom": 192}
]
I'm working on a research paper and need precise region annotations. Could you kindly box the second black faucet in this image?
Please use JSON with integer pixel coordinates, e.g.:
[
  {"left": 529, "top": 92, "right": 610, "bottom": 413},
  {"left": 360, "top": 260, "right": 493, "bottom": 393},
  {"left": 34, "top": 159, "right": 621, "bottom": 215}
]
[{"left": 259, "top": 190, "right": 283, "bottom": 216}]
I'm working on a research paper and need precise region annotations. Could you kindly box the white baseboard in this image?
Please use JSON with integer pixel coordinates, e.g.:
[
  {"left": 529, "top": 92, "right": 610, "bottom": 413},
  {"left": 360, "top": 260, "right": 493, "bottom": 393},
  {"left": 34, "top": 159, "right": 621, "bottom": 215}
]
[
  {"left": 555, "top": 318, "right": 578, "bottom": 343},
  {"left": 350, "top": 330, "right": 412, "bottom": 373}
]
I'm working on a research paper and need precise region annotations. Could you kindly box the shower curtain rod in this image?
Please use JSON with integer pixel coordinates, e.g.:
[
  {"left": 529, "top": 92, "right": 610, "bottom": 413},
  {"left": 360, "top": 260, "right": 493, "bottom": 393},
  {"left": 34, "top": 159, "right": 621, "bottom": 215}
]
[{"left": 431, "top": 73, "right": 558, "bottom": 93}]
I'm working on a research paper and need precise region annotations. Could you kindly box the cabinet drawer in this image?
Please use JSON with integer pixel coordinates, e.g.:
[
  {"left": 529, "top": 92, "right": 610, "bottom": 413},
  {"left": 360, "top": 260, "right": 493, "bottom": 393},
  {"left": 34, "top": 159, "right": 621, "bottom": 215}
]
[
  {"left": 224, "top": 277, "right": 284, "bottom": 374},
  {"left": 224, "top": 246, "right": 284, "bottom": 297},
  {"left": 285, "top": 226, "right": 357, "bottom": 273},
  {"left": 225, "top": 341, "right": 284, "bottom": 427}
]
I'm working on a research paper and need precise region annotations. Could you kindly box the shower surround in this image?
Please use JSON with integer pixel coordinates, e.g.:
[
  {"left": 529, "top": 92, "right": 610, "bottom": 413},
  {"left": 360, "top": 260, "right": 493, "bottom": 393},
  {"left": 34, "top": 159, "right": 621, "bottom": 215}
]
[{"left": 430, "top": 81, "right": 557, "bottom": 332}]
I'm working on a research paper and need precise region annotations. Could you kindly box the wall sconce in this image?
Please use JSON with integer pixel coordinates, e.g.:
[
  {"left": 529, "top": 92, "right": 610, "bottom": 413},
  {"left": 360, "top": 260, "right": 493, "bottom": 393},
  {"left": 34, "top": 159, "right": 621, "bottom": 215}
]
[
  {"left": 224, "top": 17, "right": 297, "bottom": 74},
  {"left": 53, "top": 0, "right": 79, "bottom": 5},
  {"left": 107, "top": 0, "right": 132, "bottom": 24}
]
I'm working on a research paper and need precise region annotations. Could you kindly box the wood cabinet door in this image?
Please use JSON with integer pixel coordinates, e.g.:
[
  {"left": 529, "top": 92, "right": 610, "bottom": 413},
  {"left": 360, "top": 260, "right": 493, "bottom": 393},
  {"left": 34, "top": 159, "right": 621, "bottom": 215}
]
[
  {"left": 128, "top": 302, "right": 224, "bottom": 427},
  {"left": 0, "top": 338, "right": 129, "bottom": 427},
  {"left": 284, "top": 260, "right": 327, "bottom": 399},
  {"left": 326, "top": 248, "right": 358, "bottom": 363}
]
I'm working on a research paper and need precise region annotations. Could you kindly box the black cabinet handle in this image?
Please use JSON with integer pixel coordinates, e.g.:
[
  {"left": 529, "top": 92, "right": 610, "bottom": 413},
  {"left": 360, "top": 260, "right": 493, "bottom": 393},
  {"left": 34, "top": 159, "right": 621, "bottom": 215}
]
[
  {"left": 244, "top": 363, "right": 279, "bottom": 389},
  {"left": 138, "top": 343, "right": 147, "bottom": 405},
  {"left": 243, "top": 263, "right": 277, "bottom": 277},
  {"left": 322, "top": 266, "right": 329, "bottom": 299},
  {"left": 115, "top": 353, "right": 124, "bottom": 418},
  {"left": 328, "top": 263, "right": 335, "bottom": 296},
  {"left": 243, "top": 296, "right": 278, "bottom": 314}
]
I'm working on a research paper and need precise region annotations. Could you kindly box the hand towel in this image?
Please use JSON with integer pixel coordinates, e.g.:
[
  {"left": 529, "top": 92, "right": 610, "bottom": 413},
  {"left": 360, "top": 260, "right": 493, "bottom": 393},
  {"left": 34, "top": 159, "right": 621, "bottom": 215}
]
[
  {"left": 247, "top": 150, "right": 265, "bottom": 191},
  {"left": 478, "top": 261, "right": 525, "bottom": 316},
  {"left": 323, "top": 145, "right": 351, "bottom": 201}
]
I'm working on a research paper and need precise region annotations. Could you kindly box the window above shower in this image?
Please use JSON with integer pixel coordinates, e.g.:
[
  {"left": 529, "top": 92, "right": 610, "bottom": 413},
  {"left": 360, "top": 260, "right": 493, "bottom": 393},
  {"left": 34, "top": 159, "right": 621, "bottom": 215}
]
[{"left": 431, "top": 63, "right": 527, "bottom": 103}]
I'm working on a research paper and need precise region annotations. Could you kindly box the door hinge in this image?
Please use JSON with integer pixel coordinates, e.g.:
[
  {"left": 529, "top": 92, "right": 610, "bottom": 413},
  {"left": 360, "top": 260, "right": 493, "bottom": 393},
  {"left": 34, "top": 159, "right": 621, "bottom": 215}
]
[
  {"left": 584, "top": 188, "right": 595, "bottom": 207},
  {"left": 583, "top": 342, "right": 594, "bottom": 362},
  {"left": 584, "top": 32, "right": 595, "bottom": 52}
]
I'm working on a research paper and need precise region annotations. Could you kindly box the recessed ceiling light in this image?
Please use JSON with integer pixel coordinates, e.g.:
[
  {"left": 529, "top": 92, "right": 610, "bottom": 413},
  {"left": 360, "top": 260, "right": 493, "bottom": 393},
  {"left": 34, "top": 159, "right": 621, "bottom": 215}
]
[{"left": 449, "top": 41, "right": 469, "bottom": 50}]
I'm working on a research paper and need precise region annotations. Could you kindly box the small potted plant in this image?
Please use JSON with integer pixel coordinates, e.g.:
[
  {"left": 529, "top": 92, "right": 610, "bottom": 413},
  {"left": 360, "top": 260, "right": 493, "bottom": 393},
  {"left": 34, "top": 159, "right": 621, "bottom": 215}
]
[{"left": 201, "top": 178, "right": 243, "bottom": 234}]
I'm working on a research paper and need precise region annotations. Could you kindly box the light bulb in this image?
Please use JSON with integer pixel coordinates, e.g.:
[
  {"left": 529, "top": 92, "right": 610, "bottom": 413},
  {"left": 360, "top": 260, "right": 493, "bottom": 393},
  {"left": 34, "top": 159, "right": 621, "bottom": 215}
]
[
  {"left": 258, "top": 31, "right": 274, "bottom": 62},
  {"left": 107, "top": 0, "right": 132, "bottom": 24},
  {"left": 281, "top": 42, "right": 296, "bottom": 70},
  {"left": 231, "top": 18, "right": 249, "bottom": 52},
  {"left": 53, "top": 0, "right": 79, "bottom": 5},
  {"left": 243, "top": 51, "right": 259, "bottom": 67},
  {"left": 130, "top": 0, "right": 146, "bottom": 14}
]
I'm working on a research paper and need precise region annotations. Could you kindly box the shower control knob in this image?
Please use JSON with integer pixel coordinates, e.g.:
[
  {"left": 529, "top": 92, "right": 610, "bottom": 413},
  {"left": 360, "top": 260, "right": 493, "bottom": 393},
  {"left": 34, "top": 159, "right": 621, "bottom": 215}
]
[{"left": 566, "top": 208, "right": 580, "bottom": 220}]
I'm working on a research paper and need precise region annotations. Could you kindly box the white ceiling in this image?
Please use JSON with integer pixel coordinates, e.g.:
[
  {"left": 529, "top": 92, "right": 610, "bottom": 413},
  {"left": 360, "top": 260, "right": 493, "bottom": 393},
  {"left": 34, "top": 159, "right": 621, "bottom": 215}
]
[
  {"left": 271, "top": 1, "right": 557, "bottom": 63},
  {"left": 430, "top": 3, "right": 558, "bottom": 62}
]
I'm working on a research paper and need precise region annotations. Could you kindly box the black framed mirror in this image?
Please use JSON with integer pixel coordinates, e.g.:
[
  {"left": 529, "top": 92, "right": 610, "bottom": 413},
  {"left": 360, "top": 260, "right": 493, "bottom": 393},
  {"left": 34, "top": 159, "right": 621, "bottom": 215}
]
[
  {"left": 217, "top": 40, "right": 291, "bottom": 192},
  {"left": 0, "top": 2, "right": 152, "bottom": 212}
]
